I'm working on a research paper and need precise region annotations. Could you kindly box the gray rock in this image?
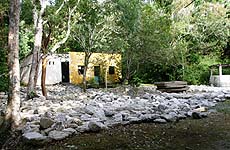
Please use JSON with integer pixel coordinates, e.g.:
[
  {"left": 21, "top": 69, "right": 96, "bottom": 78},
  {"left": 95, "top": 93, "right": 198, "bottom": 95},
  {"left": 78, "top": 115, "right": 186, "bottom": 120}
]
[
  {"left": 55, "top": 113, "right": 67, "bottom": 123},
  {"left": 139, "top": 114, "right": 160, "bottom": 122},
  {"left": 158, "top": 104, "right": 168, "bottom": 111},
  {"left": 127, "top": 116, "right": 141, "bottom": 123},
  {"left": 44, "top": 112, "right": 53, "bottom": 118},
  {"left": 63, "top": 128, "right": 77, "bottom": 135},
  {"left": 104, "top": 109, "right": 115, "bottom": 117},
  {"left": 88, "top": 121, "right": 106, "bottom": 132},
  {"left": 44, "top": 128, "right": 54, "bottom": 134},
  {"left": 177, "top": 113, "right": 187, "bottom": 119},
  {"left": 77, "top": 122, "right": 90, "bottom": 132},
  {"left": 51, "top": 122, "right": 65, "bottom": 131},
  {"left": 40, "top": 117, "right": 55, "bottom": 129},
  {"left": 23, "top": 132, "right": 47, "bottom": 141},
  {"left": 48, "top": 130, "right": 70, "bottom": 140},
  {"left": 225, "top": 94, "right": 230, "bottom": 99},
  {"left": 84, "top": 105, "right": 106, "bottom": 121},
  {"left": 142, "top": 93, "right": 151, "bottom": 100},
  {"left": 39, "top": 95, "right": 46, "bottom": 101},
  {"left": 162, "top": 113, "right": 178, "bottom": 122},
  {"left": 154, "top": 118, "right": 167, "bottom": 124},
  {"left": 186, "top": 111, "right": 193, "bottom": 117},
  {"left": 112, "top": 113, "right": 123, "bottom": 123},
  {"left": 67, "top": 123, "right": 79, "bottom": 129}
]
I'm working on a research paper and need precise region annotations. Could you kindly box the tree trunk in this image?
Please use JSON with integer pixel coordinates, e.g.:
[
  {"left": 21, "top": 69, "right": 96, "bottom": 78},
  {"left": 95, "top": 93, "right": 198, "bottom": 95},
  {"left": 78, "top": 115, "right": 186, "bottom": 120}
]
[
  {"left": 27, "top": 29, "right": 42, "bottom": 98},
  {"left": 83, "top": 53, "right": 90, "bottom": 92},
  {"left": 5, "top": 0, "right": 21, "bottom": 129},
  {"left": 27, "top": 0, "right": 46, "bottom": 99},
  {"left": 41, "top": 56, "right": 47, "bottom": 97}
]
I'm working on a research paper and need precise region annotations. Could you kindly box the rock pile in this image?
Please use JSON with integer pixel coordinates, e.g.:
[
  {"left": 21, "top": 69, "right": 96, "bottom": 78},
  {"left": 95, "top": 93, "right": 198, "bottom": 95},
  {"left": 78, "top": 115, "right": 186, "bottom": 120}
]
[{"left": 0, "top": 84, "right": 230, "bottom": 143}]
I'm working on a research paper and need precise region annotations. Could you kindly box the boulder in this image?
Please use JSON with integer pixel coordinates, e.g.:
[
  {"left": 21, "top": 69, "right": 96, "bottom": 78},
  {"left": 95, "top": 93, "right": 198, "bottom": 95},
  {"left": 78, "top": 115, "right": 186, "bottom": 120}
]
[
  {"left": 23, "top": 132, "right": 47, "bottom": 141},
  {"left": 40, "top": 117, "right": 55, "bottom": 129},
  {"left": 88, "top": 121, "right": 107, "bottom": 132},
  {"left": 51, "top": 122, "right": 65, "bottom": 131},
  {"left": 84, "top": 105, "right": 106, "bottom": 121},
  {"left": 162, "top": 113, "right": 178, "bottom": 122},
  {"left": 48, "top": 130, "right": 70, "bottom": 140},
  {"left": 63, "top": 128, "right": 77, "bottom": 135},
  {"left": 104, "top": 109, "right": 115, "bottom": 117},
  {"left": 139, "top": 114, "right": 160, "bottom": 122},
  {"left": 77, "top": 122, "right": 90, "bottom": 133}
]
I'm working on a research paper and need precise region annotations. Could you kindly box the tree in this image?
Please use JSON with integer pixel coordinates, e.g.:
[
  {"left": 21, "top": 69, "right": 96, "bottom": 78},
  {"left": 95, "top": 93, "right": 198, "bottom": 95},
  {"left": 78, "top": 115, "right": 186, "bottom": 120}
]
[
  {"left": 5, "top": 0, "right": 21, "bottom": 129},
  {"left": 172, "top": 0, "right": 230, "bottom": 84},
  {"left": 40, "top": 0, "right": 78, "bottom": 97},
  {"left": 27, "top": 0, "right": 47, "bottom": 98},
  {"left": 26, "top": 0, "right": 78, "bottom": 98},
  {"left": 135, "top": 3, "right": 175, "bottom": 82},
  {"left": 112, "top": 0, "right": 142, "bottom": 83},
  {"left": 72, "top": 0, "right": 121, "bottom": 92}
]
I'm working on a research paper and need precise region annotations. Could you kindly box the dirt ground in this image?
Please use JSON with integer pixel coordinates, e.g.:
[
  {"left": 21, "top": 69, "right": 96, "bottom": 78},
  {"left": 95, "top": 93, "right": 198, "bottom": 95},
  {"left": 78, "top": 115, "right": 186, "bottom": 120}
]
[{"left": 15, "top": 100, "right": 230, "bottom": 150}]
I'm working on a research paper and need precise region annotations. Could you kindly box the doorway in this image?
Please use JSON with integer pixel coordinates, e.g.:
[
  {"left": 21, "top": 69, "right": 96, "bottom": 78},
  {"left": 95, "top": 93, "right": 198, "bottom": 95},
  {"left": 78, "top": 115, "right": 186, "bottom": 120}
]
[
  {"left": 61, "top": 62, "right": 69, "bottom": 82},
  {"left": 94, "top": 66, "right": 100, "bottom": 84}
]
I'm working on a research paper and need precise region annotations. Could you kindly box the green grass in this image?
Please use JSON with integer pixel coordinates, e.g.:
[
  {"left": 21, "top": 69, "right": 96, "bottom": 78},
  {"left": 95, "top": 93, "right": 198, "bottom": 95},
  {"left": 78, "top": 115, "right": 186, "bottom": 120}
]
[{"left": 215, "top": 99, "right": 230, "bottom": 114}]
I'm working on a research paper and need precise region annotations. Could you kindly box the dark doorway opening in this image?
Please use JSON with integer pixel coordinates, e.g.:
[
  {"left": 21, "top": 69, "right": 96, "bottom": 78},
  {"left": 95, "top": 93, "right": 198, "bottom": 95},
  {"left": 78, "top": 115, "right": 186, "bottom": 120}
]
[
  {"left": 94, "top": 66, "right": 100, "bottom": 84},
  {"left": 61, "top": 62, "right": 69, "bottom": 82}
]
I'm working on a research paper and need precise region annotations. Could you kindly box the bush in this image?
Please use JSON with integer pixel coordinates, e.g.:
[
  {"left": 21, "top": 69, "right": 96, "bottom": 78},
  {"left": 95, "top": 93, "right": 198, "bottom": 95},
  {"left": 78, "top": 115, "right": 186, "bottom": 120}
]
[{"left": 184, "top": 64, "right": 210, "bottom": 85}]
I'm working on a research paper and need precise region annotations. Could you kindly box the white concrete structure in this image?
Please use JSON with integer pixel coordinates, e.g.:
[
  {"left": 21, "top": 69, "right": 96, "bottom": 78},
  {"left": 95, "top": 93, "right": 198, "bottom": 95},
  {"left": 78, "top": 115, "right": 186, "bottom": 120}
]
[
  {"left": 20, "top": 54, "right": 69, "bottom": 85},
  {"left": 210, "top": 64, "right": 230, "bottom": 87}
]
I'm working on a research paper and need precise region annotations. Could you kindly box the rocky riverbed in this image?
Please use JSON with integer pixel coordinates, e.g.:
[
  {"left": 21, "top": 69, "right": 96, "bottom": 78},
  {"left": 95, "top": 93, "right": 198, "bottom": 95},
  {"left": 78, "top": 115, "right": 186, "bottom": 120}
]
[{"left": 0, "top": 84, "right": 230, "bottom": 144}]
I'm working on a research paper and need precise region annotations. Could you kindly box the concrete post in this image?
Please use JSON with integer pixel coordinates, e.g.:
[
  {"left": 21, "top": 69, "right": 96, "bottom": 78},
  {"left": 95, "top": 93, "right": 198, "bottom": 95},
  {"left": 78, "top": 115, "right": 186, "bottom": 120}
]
[
  {"left": 219, "top": 64, "right": 222, "bottom": 76},
  {"left": 219, "top": 64, "right": 222, "bottom": 87}
]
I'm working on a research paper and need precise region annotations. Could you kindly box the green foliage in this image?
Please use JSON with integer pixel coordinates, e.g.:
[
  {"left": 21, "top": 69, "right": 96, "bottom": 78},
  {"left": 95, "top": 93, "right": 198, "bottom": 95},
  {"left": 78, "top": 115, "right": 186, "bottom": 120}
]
[
  {"left": 71, "top": 0, "right": 121, "bottom": 53},
  {"left": 0, "top": 0, "right": 9, "bottom": 91},
  {"left": 130, "top": 75, "right": 143, "bottom": 86},
  {"left": 27, "top": 91, "right": 38, "bottom": 99},
  {"left": 19, "top": 21, "right": 33, "bottom": 60}
]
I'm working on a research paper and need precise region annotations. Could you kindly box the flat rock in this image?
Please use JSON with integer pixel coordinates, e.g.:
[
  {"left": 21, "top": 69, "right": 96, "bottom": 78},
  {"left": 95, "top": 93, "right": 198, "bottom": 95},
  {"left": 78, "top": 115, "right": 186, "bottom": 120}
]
[
  {"left": 139, "top": 114, "right": 160, "bottom": 122},
  {"left": 23, "top": 132, "right": 47, "bottom": 141},
  {"left": 63, "top": 128, "right": 77, "bottom": 134},
  {"left": 162, "top": 113, "right": 178, "bottom": 122},
  {"left": 77, "top": 122, "right": 90, "bottom": 132},
  {"left": 154, "top": 118, "right": 167, "bottom": 124},
  {"left": 48, "top": 130, "right": 70, "bottom": 140}
]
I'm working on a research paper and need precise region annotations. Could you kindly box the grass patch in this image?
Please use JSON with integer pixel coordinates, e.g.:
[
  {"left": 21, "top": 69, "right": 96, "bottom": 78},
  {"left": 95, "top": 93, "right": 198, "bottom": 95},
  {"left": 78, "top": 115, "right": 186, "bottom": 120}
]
[{"left": 215, "top": 99, "right": 230, "bottom": 114}]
